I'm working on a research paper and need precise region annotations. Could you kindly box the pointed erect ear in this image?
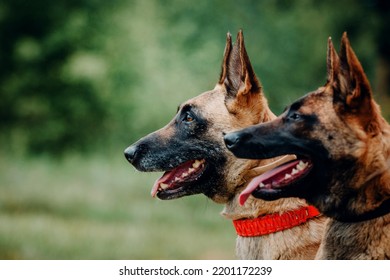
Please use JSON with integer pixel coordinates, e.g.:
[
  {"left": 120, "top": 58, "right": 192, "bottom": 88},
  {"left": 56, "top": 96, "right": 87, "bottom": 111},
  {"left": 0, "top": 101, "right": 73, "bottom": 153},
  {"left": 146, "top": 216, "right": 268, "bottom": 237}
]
[
  {"left": 218, "top": 32, "right": 232, "bottom": 85},
  {"left": 326, "top": 37, "right": 340, "bottom": 84},
  {"left": 333, "top": 32, "right": 373, "bottom": 109},
  {"left": 218, "top": 30, "right": 262, "bottom": 101}
]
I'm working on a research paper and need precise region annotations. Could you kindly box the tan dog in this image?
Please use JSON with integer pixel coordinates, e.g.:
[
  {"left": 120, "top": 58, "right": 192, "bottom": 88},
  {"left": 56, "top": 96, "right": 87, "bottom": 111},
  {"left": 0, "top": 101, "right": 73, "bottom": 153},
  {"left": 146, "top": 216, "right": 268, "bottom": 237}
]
[
  {"left": 225, "top": 33, "right": 390, "bottom": 259},
  {"left": 125, "top": 31, "right": 325, "bottom": 259}
]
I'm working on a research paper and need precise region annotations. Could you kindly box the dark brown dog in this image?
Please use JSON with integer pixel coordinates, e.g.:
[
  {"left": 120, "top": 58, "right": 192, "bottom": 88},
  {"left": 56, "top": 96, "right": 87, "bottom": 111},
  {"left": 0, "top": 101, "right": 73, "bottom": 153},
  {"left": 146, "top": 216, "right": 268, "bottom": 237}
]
[
  {"left": 224, "top": 33, "right": 390, "bottom": 259},
  {"left": 125, "top": 31, "right": 325, "bottom": 259}
]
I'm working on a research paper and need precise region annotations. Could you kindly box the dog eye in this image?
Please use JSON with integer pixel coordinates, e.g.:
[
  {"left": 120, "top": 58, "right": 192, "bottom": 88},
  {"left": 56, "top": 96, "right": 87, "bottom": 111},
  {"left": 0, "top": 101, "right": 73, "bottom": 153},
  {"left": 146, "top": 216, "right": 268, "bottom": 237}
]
[
  {"left": 184, "top": 112, "right": 195, "bottom": 122},
  {"left": 289, "top": 113, "right": 301, "bottom": 121}
]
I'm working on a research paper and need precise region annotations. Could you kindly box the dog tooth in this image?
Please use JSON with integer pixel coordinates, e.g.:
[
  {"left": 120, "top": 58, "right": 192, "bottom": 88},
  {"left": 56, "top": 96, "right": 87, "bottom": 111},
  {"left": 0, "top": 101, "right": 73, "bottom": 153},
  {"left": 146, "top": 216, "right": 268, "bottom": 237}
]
[
  {"left": 296, "top": 161, "right": 304, "bottom": 170},
  {"left": 188, "top": 168, "right": 195, "bottom": 173},
  {"left": 291, "top": 168, "right": 299, "bottom": 175},
  {"left": 181, "top": 172, "right": 188, "bottom": 178},
  {"left": 259, "top": 183, "right": 265, "bottom": 188},
  {"left": 193, "top": 160, "right": 201, "bottom": 168},
  {"left": 160, "top": 183, "right": 169, "bottom": 190},
  {"left": 285, "top": 174, "right": 292, "bottom": 179}
]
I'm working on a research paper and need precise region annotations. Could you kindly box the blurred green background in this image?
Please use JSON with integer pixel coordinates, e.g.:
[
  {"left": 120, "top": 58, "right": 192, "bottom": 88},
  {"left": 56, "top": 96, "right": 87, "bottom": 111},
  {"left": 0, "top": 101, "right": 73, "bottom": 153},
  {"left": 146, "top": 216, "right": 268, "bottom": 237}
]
[{"left": 0, "top": 0, "right": 389, "bottom": 259}]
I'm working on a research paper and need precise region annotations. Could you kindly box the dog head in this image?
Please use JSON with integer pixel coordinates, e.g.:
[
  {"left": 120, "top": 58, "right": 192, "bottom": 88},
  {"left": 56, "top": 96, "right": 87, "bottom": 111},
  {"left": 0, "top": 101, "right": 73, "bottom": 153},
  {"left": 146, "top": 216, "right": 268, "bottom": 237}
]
[
  {"left": 224, "top": 33, "right": 390, "bottom": 221},
  {"left": 124, "top": 30, "right": 274, "bottom": 203}
]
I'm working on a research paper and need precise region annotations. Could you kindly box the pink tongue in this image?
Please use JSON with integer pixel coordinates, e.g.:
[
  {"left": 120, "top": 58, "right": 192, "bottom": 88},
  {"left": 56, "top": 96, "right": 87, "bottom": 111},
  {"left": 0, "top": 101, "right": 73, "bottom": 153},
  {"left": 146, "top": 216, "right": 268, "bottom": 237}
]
[
  {"left": 239, "top": 160, "right": 300, "bottom": 205},
  {"left": 151, "top": 171, "right": 172, "bottom": 197}
]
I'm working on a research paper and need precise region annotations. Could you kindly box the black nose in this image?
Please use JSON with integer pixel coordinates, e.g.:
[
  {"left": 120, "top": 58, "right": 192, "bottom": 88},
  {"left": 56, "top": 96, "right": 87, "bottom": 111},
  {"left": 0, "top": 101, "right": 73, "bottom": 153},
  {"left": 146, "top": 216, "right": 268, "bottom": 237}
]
[
  {"left": 223, "top": 132, "right": 242, "bottom": 150},
  {"left": 124, "top": 145, "right": 137, "bottom": 163}
]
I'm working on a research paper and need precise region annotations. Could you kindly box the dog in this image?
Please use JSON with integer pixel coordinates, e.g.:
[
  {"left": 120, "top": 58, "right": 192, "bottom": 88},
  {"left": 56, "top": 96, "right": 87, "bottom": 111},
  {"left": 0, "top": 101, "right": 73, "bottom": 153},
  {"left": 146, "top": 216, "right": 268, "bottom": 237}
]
[
  {"left": 224, "top": 33, "right": 390, "bottom": 259},
  {"left": 124, "top": 30, "right": 325, "bottom": 259}
]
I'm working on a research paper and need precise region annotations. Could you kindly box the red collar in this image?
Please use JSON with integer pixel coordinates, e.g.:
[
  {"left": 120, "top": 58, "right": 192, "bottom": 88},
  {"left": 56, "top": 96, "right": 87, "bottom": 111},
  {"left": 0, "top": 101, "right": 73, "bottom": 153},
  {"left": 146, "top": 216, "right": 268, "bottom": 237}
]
[{"left": 233, "top": 206, "right": 321, "bottom": 237}]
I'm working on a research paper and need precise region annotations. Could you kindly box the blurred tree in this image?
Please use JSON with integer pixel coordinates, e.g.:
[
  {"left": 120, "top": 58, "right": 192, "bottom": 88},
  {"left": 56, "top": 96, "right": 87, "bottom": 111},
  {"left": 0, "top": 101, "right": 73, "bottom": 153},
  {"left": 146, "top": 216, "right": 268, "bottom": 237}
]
[
  {"left": 0, "top": 0, "right": 121, "bottom": 155},
  {"left": 0, "top": 0, "right": 388, "bottom": 156},
  {"left": 159, "top": 0, "right": 383, "bottom": 112},
  {"left": 373, "top": 0, "right": 390, "bottom": 119}
]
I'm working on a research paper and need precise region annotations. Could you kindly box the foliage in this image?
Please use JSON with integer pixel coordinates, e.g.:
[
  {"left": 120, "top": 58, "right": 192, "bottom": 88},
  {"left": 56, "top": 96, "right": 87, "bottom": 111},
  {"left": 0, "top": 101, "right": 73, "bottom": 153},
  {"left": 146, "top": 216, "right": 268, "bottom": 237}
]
[
  {"left": 0, "top": 0, "right": 120, "bottom": 154},
  {"left": 0, "top": 0, "right": 388, "bottom": 155}
]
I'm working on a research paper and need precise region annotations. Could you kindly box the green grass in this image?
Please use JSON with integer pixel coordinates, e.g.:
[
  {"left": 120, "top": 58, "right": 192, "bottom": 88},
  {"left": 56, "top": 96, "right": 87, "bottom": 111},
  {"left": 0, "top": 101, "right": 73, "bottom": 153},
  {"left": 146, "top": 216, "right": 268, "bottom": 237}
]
[{"left": 0, "top": 153, "right": 236, "bottom": 259}]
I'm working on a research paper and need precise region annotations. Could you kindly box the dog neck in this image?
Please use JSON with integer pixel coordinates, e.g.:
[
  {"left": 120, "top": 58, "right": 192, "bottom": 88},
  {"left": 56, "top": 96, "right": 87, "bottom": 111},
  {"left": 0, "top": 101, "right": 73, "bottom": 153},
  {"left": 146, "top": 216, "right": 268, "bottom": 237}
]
[
  {"left": 328, "top": 155, "right": 390, "bottom": 223},
  {"left": 333, "top": 198, "right": 390, "bottom": 223}
]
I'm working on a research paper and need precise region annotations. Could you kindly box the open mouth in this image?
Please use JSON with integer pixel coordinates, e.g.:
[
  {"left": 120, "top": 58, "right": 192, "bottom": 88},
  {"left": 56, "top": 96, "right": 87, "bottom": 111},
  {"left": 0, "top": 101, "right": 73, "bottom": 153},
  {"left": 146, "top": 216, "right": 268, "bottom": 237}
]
[
  {"left": 151, "top": 159, "right": 206, "bottom": 199},
  {"left": 239, "top": 158, "right": 313, "bottom": 205}
]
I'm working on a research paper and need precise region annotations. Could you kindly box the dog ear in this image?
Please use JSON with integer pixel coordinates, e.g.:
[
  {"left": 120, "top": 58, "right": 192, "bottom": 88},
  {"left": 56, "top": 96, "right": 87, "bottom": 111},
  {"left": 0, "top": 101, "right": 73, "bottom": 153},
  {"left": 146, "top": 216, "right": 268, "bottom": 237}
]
[
  {"left": 219, "top": 30, "right": 262, "bottom": 109},
  {"left": 331, "top": 33, "right": 381, "bottom": 133},
  {"left": 218, "top": 32, "right": 232, "bottom": 85},
  {"left": 326, "top": 37, "right": 340, "bottom": 84},
  {"left": 333, "top": 32, "right": 373, "bottom": 110}
]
